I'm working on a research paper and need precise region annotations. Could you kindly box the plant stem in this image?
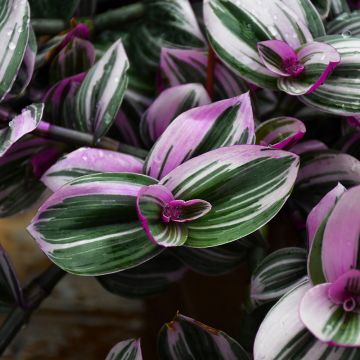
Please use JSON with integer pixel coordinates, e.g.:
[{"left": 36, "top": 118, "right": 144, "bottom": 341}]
[
  {"left": 36, "top": 121, "right": 148, "bottom": 159},
  {"left": 32, "top": 2, "right": 146, "bottom": 35},
  {"left": 93, "top": 2, "right": 146, "bottom": 32},
  {"left": 0, "top": 265, "right": 65, "bottom": 356}
]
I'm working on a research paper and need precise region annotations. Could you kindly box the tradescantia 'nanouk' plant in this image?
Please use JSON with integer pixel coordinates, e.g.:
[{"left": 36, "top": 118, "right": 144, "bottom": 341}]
[{"left": 0, "top": 0, "right": 360, "bottom": 358}]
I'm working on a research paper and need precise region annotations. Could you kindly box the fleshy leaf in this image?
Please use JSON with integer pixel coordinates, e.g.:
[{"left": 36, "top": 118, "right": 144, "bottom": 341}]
[
  {"left": 159, "top": 47, "right": 248, "bottom": 100},
  {"left": 145, "top": 93, "right": 255, "bottom": 180},
  {"left": 256, "top": 117, "right": 306, "bottom": 150},
  {"left": 0, "top": 0, "right": 30, "bottom": 101},
  {"left": 98, "top": 252, "right": 186, "bottom": 298},
  {"left": 42, "top": 147, "right": 144, "bottom": 192},
  {"left": 0, "top": 137, "right": 55, "bottom": 218},
  {"left": 290, "top": 140, "right": 328, "bottom": 155},
  {"left": 300, "top": 36, "right": 360, "bottom": 115},
  {"left": 327, "top": 11, "right": 360, "bottom": 37},
  {"left": 0, "top": 104, "right": 44, "bottom": 157},
  {"left": 250, "top": 247, "right": 307, "bottom": 308},
  {"left": 105, "top": 339, "right": 142, "bottom": 360},
  {"left": 28, "top": 173, "right": 163, "bottom": 275},
  {"left": 50, "top": 37, "right": 96, "bottom": 84},
  {"left": 140, "top": 83, "right": 211, "bottom": 147},
  {"left": 136, "top": 184, "right": 189, "bottom": 247},
  {"left": 254, "top": 280, "right": 360, "bottom": 359},
  {"left": 0, "top": 246, "right": 23, "bottom": 311},
  {"left": 293, "top": 150, "right": 360, "bottom": 212},
  {"left": 158, "top": 313, "right": 249, "bottom": 360},
  {"left": 204, "top": 0, "right": 324, "bottom": 89},
  {"left": 160, "top": 145, "right": 299, "bottom": 247},
  {"left": 278, "top": 42, "right": 341, "bottom": 96},
  {"left": 74, "top": 40, "right": 129, "bottom": 140},
  {"left": 300, "top": 282, "right": 360, "bottom": 347}
]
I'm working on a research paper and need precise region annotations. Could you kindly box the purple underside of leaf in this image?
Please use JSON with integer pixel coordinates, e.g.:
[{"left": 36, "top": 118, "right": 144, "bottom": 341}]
[
  {"left": 31, "top": 146, "right": 63, "bottom": 179},
  {"left": 306, "top": 183, "right": 346, "bottom": 248},
  {"left": 42, "top": 147, "right": 144, "bottom": 191},
  {"left": 321, "top": 185, "right": 360, "bottom": 283},
  {"left": 290, "top": 140, "right": 328, "bottom": 155}
]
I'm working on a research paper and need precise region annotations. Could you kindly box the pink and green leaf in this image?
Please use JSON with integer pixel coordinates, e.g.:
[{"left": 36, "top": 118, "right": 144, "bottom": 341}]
[{"left": 105, "top": 339, "right": 143, "bottom": 360}]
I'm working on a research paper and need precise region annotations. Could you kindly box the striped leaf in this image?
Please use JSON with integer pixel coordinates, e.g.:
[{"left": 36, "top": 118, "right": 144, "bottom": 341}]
[
  {"left": 49, "top": 37, "right": 96, "bottom": 84},
  {"left": 300, "top": 278, "right": 360, "bottom": 347},
  {"left": 159, "top": 47, "right": 248, "bottom": 100},
  {"left": 256, "top": 117, "right": 306, "bottom": 150},
  {"left": 171, "top": 240, "right": 250, "bottom": 275},
  {"left": 28, "top": 173, "right": 163, "bottom": 275},
  {"left": 158, "top": 313, "right": 249, "bottom": 360},
  {"left": 42, "top": 147, "right": 144, "bottom": 192},
  {"left": 203, "top": 0, "right": 324, "bottom": 89},
  {"left": 250, "top": 247, "right": 307, "bottom": 307},
  {"left": 140, "top": 84, "right": 211, "bottom": 147},
  {"left": 254, "top": 280, "right": 360, "bottom": 359},
  {"left": 330, "top": 0, "right": 350, "bottom": 15},
  {"left": 0, "top": 0, "right": 31, "bottom": 101},
  {"left": 105, "top": 339, "right": 142, "bottom": 360},
  {"left": 0, "top": 137, "right": 55, "bottom": 218},
  {"left": 0, "top": 246, "right": 23, "bottom": 311},
  {"left": 160, "top": 145, "right": 299, "bottom": 247},
  {"left": 293, "top": 150, "right": 360, "bottom": 212},
  {"left": 29, "top": 0, "right": 79, "bottom": 19},
  {"left": 311, "top": 0, "right": 331, "bottom": 18},
  {"left": 145, "top": 93, "right": 255, "bottom": 180},
  {"left": 98, "top": 252, "right": 186, "bottom": 298},
  {"left": 327, "top": 11, "right": 360, "bottom": 37},
  {"left": 74, "top": 40, "right": 129, "bottom": 140},
  {"left": 10, "top": 26, "right": 36, "bottom": 96},
  {"left": 43, "top": 73, "right": 85, "bottom": 129},
  {"left": 0, "top": 103, "right": 44, "bottom": 157},
  {"left": 307, "top": 183, "right": 346, "bottom": 284},
  {"left": 300, "top": 36, "right": 360, "bottom": 116}
]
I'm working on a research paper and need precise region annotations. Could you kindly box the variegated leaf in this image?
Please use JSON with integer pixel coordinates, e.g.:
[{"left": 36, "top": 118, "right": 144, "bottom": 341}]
[
  {"left": 140, "top": 83, "right": 211, "bottom": 147},
  {"left": 330, "top": 0, "right": 350, "bottom": 17},
  {"left": 160, "top": 145, "right": 299, "bottom": 247},
  {"left": 0, "top": 246, "right": 23, "bottom": 311},
  {"left": 105, "top": 339, "right": 142, "bottom": 360},
  {"left": 254, "top": 280, "right": 360, "bottom": 359},
  {"left": 10, "top": 26, "right": 36, "bottom": 96},
  {"left": 98, "top": 252, "right": 186, "bottom": 298},
  {"left": 42, "top": 147, "right": 144, "bottom": 192},
  {"left": 0, "top": 0, "right": 31, "bottom": 101},
  {"left": 300, "top": 36, "right": 360, "bottom": 116},
  {"left": 28, "top": 173, "right": 162, "bottom": 275},
  {"left": 256, "top": 117, "right": 306, "bottom": 150},
  {"left": 171, "top": 239, "right": 251, "bottom": 275},
  {"left": 327, "top": 11, "right": 360, "bottom": 37},
  {"left": 293, "top": 150, "right": 360, "bottom": 212},
  {"left": 158, "top": 313, "right": 249, "bottom": 360},
  {"left": 203, "top": 0, "right": 324, "bottom": 89},
  {"left": 0, "top": 137, "right": 55, "bottom": 218},
  {"left": 311, "top": 0, "right": 331, "bottom": 18},
  {"left": 145, "top": 93, "right": 255, "bottom": 180},
  {"left": 74, "top": 40, "right": 129, "bottom": 140},
  {"left": 250, "top": 247, "right": 307, "bottom": 307},
  {"left": 0, "top": 103, "right": 44, "bottom": 157},
  {"left": 159, "top": 47, "right": 248, "bottom": 100},
  {"left": 50, "top": 37, "right": 96, "bottom": 84}
]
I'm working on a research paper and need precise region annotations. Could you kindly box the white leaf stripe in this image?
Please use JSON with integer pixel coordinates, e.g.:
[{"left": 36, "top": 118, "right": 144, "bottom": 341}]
[
  {"left": 105, "top": 339, "right": 142, "bottom": 360},
  {"left": 74, "top": 40, "right": 129, "bottom": 140},
  {"left": 251, "top": 247, "right": 307, "bottom": 307},
  {"left": 0, "top": 0, "right": 30, "bottom": 100}
]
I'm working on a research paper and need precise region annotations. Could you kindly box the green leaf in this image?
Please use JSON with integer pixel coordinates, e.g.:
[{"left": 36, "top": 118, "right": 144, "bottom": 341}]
[
  {"left": 0, "top": 0, "right": 31, "bottom": 101},
  {"left": 74, "top": 39, "right": 129, "bottom": 140},
  {"left": 158, "top": 313, "right": 249, "bottom": 360},
  {"left": 28, "top": 173, "right": 163, "bottom": 275},
  {"left": 160, "top": 146, "right": 299, "bottom": 247},
  {"left": 311, "top": 0, "right": 331, "bottom": 18},
  {"left": 106, "top": 339, "right": 142, "bottom": 360},
  {"left": 29, "top": 0, "right": 80, "bottom": 20},
  {"left": 98, "top": 252, "right": 186, "bottom": 298},
  {"left": 250, "top": 247, "right": 307, "bottom": 307},
  {"left": 327, "top": 11, "right": 360, "bottom": 37}
]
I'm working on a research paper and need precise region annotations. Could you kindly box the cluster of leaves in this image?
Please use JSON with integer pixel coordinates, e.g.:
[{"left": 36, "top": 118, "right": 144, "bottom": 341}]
[{"left": 0, "top": 0, "right": 360, "bottom": 359}]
